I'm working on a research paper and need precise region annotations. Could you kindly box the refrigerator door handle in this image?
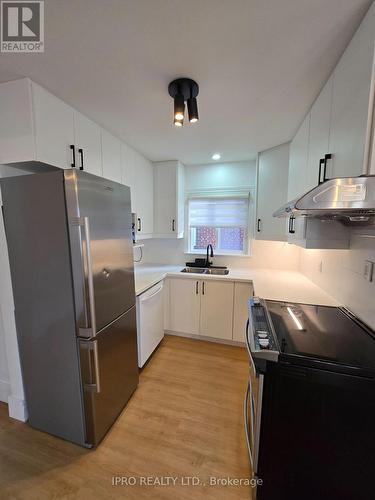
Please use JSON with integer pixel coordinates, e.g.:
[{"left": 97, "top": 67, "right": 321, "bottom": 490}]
[
  {"left": 79, "top": 216, "right": 97, "bottom": 337},
  {"left": 80, "top": 340, "right": 101, "bottom": 393},
  {"left": 91, "top": 340, "right": 101, "bottom": 393}
]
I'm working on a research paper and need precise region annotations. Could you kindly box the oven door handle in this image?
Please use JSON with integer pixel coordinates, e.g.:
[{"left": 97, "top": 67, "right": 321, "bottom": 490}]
[
  {"left": 244, "top": 380, "right": 254, "bottom": 468},
  {"left": 246, "top": 319, "right": 257, "bottom": 377}
]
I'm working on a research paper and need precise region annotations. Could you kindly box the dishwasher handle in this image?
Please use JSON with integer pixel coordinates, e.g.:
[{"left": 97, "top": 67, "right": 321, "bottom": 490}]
[{"left": 139, "top": 281, "right": 164, "bottom": 302}]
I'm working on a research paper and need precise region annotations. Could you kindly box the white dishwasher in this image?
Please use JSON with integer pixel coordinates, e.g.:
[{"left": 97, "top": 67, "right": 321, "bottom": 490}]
[{"left": 136, "top": 280, "right": 165, "bottom": 367}]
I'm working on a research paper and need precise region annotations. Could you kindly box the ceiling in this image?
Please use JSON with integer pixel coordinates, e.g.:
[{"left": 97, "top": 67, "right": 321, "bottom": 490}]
[{"left": 0, "top": 0, "right": 372, "bottom": 164}]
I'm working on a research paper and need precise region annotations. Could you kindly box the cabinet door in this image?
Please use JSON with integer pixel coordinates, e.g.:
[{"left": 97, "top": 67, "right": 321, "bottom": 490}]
[
  {"left": 154, "top": 161, "right": 184, "bottom": 238},
  {"left": 328, "top": 4, "right": 375, "bottom": 178},
  {"left": 74, "top": 112, "right": 102, "bottom": 176},
  {"left": 200, "top": 280, "right": 234, "bottom": 340},
  {"left": 101, "top": 130, "right": 122, "bottom": 183},
  {"left": 154, "top": 162, "right": 177, "bottom": 236},
  {"left": 256, "top": 143, "right": 289, "bottom": 241},
  {"left": 0, "top": 78, "right": 35, "bottom": 164},
  {"left": 135, "top": 153, "right": 154, "bottom": 236},
  {"left": 168, "top": 278, "right": 201, "bottom": 335},
  {"left": 287, "top": 216, "right": 306, "bottom": 244},
  {"left": 176, "top": 162, "right": 185, "bottom": 236},
  {"left": 32, "top": 83, "right": 75, "bottom": 169},
  {"left": 307, "top": 77, "right": 332, "bottom": 189},
  {"left": 121, "top": 143, "right": 137, "bottom": 213},
  {"left": 288, "top": 114, "right": 310, "bottom": 200},
  {"left": 233, "top": 282, "right": 254, "bottom": 342}
]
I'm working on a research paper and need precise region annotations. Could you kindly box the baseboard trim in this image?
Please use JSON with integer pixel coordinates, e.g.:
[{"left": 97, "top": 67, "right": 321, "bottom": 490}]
[
  {"left": 8, "top": 395, "right": 28, "bottom": 422},
  {"left": 165, "top": 330, "right": 245, "bottom": 347},
  {"left": 0, "top": 379, "right": 10, "bottom": 403}
]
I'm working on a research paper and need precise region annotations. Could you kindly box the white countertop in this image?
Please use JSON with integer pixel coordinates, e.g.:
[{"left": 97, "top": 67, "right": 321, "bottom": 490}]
[{"left": 134, "top": 264, "right": 338, "bottom": 306}]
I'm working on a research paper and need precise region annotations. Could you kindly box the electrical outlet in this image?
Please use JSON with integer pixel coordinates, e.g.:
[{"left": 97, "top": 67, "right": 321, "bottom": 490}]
[{"left": 364, "top": 260, "right": 374, "bottom": 282}]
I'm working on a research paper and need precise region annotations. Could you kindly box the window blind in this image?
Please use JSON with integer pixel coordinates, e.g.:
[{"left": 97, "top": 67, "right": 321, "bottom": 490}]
[{"left": 188, "top": 197, "right": 249, "bottom": 228}]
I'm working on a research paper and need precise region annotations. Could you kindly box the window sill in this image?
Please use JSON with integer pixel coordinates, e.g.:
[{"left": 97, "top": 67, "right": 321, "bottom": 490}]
[{"left": 184, "top": 251, "right": 251, "bottom": 258}]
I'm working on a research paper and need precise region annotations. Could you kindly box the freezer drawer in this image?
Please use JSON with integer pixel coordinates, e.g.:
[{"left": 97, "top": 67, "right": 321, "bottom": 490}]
[{"left": 79, "top": 306, "right": 139, "bottom": 446}]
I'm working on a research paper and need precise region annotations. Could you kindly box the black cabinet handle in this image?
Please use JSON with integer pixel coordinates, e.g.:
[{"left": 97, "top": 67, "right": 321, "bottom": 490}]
[
  {"left": 172, "top": 219, "right": 176, "bottom": 232},
  {"left": 323, "top": 153, "right": 332, "bottom": 182},
  {"left": 137, "top": 217, "right": 142, "bottom": 232},
  {"left": 70, "top": 145, "right": 76, "bottom": 168},
  {"left": 196, "top": 281, "right": 199, "bottom": 295},
  {"left": 318, "top": 158, "right": 325, "bottom": 185},
  {"left": 289, "top": 216, "right": 296, "bottom": 234},
  {"left": 78, "top": 148, "right": 84, "bottom": 170},
  {"left": 202, "top": 282, "right": 205, "bottom": 295},
  {"left": 257, "top": 219, "right": 261, "bottom": 232}
]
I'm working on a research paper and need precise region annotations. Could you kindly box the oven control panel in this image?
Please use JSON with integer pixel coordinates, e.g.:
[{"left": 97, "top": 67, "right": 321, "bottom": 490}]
[{"left": 247, "top": 297, "right": 279, "bottom": 362}]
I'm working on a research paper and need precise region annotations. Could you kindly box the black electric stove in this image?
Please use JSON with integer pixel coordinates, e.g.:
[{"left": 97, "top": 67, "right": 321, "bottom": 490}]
[
  {"left": 267, "top": 300, "right": 375, "bottom": 375},
  {"left": 245, "top": 298, "right": 375, "bottom": 500}
]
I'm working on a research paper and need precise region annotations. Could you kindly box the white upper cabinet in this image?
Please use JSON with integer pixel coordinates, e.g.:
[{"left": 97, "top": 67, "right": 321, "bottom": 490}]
[
  {"left": 286, "top": 216, "right": 349, "bottom": 249},
  {"left": 287, "top": 113, "right": 310, "bottom": 200},
  {"left": 153, "top": 161, "right": 185, "bottom": 238},
  {"left": 0, "top": 78, "right": 75, "bottom": 169},
  {"left": 73, "top": 111, "right": 102, "bottom": 176},
  {"left": 121, "top": 143, "right": 154, "bottom": 238},
  {"left": 121, "top": 142, "right": 137, "bottom": 210},
  {"left": 287, "top": 2, "right": 375, "bottom": 197},
  {"left": 101, "top": 130, "right": 122, "bottom": 183},
  {"left": 307, "top": 76, "right": 333, "bottom": 189},
  {"left": 133, "top": 151, "right": 154, "bottom": 238},
  {"left": 32, "top": 83, "right": 75, "bottom": 169},
  {"left": 328, "top": 3, "right": 375, "bottom": 179},
  {"left": 256, "top": 143, "right": 289, "bottom": 241}
]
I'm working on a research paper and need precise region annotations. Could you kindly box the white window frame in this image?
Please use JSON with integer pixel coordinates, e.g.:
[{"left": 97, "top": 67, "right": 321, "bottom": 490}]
[{"left": 185, "top": 191, "right": 253, "bottom": 257}]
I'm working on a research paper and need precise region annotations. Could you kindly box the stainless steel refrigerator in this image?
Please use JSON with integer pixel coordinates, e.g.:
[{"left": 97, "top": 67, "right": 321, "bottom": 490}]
[{"left": 1, "top": 169, "right": 139, "bottom": 447}]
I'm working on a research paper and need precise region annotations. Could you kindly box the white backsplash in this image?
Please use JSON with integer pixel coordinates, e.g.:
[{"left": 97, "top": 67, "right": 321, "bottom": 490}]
[
  {"left": 138, "top": 238, "right": 301, "bottom": 270},
  {"left": 299, "top": 230, "right": 375, "bottom": 328}
]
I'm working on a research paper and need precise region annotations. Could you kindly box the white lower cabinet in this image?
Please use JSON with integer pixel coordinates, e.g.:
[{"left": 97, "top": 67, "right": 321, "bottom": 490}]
[
  {"left": 200, "top": 280, "right": 234, "bottom": 340},
  {"left": 167, "top": 277, "right": 252, "bottom": 342},
  {"left": 168, "top": 278, "right": 201, "bottom": 335}
]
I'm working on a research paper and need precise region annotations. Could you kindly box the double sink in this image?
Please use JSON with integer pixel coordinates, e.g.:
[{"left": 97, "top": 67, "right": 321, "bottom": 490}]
[{"left": 181, "top": 266, "right": 229, "bottom": 275}]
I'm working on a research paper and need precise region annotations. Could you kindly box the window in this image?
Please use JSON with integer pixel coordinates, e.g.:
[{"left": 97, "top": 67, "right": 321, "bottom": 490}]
[{"left": 188, "top": 196, "right": 250, "bottom": 255}]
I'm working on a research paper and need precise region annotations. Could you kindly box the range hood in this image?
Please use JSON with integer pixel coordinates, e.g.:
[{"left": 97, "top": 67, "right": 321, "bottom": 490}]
[{"left": 273, "top": 176, "right": 375, "bottom": 226}]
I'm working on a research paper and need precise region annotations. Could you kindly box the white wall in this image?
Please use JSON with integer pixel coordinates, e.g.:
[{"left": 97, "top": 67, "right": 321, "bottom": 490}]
[
  {"left": 186, "top": 161, "right": 256, "bottom": 191},
  {"left": 0, "top": 311, "right": 10, "bottom": 402},
  {"left": 0, "top": 166, "right": 27, "bottom": 420},
  {"left": 300, "top": 229, "right": 375, "bottom": 329},
  {"left": 140, "top": 237, "right": 301, "bottom": 270},
  {"left": 141, "top": 160, "right": 300, "bottom": 270}
]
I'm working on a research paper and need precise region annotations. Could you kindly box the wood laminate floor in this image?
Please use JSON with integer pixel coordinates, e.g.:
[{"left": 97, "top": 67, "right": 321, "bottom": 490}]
[{"left": 0, "top": 335, "right": 252, "bottom": 499}]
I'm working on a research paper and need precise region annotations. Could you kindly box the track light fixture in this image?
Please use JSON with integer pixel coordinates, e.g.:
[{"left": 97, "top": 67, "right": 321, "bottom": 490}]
[
  {"left": 168, "top": 78, "right": 199, "bottom": 127},
  {"left": 174, "top": 94, "right": 185, "bottom": 121}
]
